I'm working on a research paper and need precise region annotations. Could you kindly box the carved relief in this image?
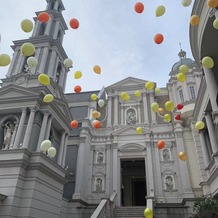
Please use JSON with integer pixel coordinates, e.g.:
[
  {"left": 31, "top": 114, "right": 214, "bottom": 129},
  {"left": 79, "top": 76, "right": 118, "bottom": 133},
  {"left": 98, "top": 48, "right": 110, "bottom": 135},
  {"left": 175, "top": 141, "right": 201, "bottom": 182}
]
[
  {"left": 163, "top": 173, "right": 176, "bottom": 191},
  {"left": 162, "top": 148, "right": 171, "bottom": 162},
  {"left": 96, "top": 151, "right": 104, "bottom": 164},
  {"left": 126, "top": 108, "right": 136, "bottom": 125},
  {"left": 93, "top": 176, "right": 104, "bottom": 192}
]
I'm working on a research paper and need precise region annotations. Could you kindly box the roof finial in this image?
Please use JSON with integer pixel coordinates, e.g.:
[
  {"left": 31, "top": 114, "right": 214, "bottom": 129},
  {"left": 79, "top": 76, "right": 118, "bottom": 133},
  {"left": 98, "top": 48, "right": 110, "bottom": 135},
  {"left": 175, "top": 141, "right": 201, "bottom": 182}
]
[{"left": 178, "top": 43, "right": 186, "bottom": 59}]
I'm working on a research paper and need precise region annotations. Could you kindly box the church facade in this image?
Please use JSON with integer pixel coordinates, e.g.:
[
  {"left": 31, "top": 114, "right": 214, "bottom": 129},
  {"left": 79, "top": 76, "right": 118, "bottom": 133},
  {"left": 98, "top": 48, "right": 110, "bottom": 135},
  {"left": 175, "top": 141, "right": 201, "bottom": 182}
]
[{"left": 0, "top": 0, "right": 216, "bottom": 218}]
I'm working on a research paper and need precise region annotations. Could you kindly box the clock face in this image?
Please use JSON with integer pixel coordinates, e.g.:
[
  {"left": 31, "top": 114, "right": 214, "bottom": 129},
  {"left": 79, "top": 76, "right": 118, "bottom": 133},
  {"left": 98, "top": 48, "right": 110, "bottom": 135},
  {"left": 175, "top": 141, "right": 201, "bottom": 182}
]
[{"left": 15, "top": 76, "right": 26, "bottom": 85}]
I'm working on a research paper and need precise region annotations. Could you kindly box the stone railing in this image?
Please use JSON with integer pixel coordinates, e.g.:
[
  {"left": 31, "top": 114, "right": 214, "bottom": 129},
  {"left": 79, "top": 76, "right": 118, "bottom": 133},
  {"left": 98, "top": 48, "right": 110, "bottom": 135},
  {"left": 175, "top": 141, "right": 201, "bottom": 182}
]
[{"left": 90, "top": 191, "right": 117, "bottom": 218}]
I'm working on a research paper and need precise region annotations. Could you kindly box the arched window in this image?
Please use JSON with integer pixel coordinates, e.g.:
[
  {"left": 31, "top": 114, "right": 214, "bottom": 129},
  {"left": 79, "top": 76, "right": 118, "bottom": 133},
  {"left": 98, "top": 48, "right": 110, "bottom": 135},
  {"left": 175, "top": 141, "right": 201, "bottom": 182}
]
[
  {"left": 57, "top": 29, "right": 62, "bottom": 40},
  {"left": 38, "top": 23, "right": 46, "bottom": 36},
  {"left": 178, "top": 89, "right": 184, "bottom": 103},
  {"left": 50, "top": 1, "right": 55, "bottom": 10},
  {"left": 55, "top": 62, "right": 62, "bottom": 83},
  {"left": 189, "top": 86, "right": 196, "bottom": 100}
]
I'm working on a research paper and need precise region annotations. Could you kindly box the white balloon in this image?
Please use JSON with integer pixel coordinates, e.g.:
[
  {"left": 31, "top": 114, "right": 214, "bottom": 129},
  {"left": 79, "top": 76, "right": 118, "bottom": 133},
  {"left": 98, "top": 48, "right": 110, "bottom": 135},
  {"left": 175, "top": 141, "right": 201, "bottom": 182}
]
[
  {"left": 182, "top": 0, "right": 192, "bottom": 7},
  {"left": 40, "top": 140, "right": 51, "bottom": 151},
  {"left": 64, "top": 58, "right": 73, "bottom": 68},
  {"left": 98, "top": 99, "right": 105, "bottom": 107},
  {"left": 27, "top": 56, "right": 38, "bottom": 67},
  {"left": 47, "top": 147, "right": 57, "bottom": 157}
]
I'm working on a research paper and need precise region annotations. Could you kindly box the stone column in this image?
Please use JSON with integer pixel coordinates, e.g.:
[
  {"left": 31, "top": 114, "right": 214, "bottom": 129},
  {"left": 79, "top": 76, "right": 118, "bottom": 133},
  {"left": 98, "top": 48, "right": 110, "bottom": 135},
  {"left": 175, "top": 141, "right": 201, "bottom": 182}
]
[
  {"left": 22, "top": 107, "right": 37, "bottom": 148},
  {"left": 198, "top": 130, "right": 210, "bottom": 167},
  {"left": 142, "top": 92, "right": 149, "bottom": 124},
  {"left": 149, "top": 91, "right": 156, "bottom": 124},
  {"left": 7, "top": 51, "right": 18, "bottom": 77},
  {"left": 204, "top": 111, "right": 218, "bottom": 154},
  {"left": 203, "top": 67, "right": 218, "bottom": 112},
  {"left": 105, "top": 142, "right": 111, "bottom": 196},
  {"left": 145, "top": 141, "right": 155, "bottom": 198},
  {"left": 112, "top": 144, "right": 118, "bottom": 204},
  {"left": 121, "top": 104, "right": 124, "bottom": 125},
  {"left": 137, "top": 102, "right": 141, "bottom": 124},
  {"left": 13, "top": 108, "right": 27, "bottom": 148},
  {"left": 45, "top": 115, "right": 53, "bottom": 140},
  {"left": 57, "top": 131, "right": 66, "bottom": 165},
  {"left": 38, "top": 47, "right": 49, "bottom": 74},
  {"left": 61, "top": 133, "right": 68, "bottom": 167},
  {"left": 114, "top": 94, "right": 119, "bottom": 126},
  {"left": 174, "top": 122, "right": 194, "bottom": 198},
  {"left": 37, "top": 111, "right": 50, "bottom": 150},
  {"left": 44, "top": 19, "right": 52, "bottom": 35},
  {"left": 107, "top": 95, "right": 112, "bottom": 127}
]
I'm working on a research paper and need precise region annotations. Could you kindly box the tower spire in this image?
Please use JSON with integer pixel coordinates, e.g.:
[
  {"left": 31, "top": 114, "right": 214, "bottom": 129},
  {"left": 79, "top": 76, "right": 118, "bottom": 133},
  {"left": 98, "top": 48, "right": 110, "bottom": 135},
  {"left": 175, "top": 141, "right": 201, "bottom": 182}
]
[{"left": 178, "top": 43, "right": 186, "bottom": 59}]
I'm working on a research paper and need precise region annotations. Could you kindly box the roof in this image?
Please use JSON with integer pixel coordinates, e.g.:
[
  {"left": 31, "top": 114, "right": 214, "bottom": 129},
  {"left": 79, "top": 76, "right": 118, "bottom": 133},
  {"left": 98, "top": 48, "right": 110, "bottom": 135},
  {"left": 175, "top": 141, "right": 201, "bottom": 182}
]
[
  {"left": 171, "top": 58, "right": 195, "bottom": 71},
  {"left": 70, "top": 106, "right": 88, "bottom": 121},
  {"left": 65, "top": 90, "right": 100, "bottom": 103}
]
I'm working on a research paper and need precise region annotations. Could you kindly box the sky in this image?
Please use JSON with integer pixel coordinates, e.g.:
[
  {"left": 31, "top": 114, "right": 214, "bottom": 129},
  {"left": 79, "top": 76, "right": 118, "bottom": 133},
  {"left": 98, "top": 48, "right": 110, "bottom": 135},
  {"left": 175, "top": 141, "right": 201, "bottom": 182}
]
[{"left": 0, "top": 0, "right": 194, "bottom": 93}]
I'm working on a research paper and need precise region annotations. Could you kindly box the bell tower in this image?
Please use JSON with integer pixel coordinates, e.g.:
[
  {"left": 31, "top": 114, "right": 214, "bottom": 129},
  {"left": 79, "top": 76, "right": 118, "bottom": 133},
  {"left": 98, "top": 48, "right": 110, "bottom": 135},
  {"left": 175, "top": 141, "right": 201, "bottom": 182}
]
[{"left": 2, "top": 0, "right": 70, "bottom": 94}]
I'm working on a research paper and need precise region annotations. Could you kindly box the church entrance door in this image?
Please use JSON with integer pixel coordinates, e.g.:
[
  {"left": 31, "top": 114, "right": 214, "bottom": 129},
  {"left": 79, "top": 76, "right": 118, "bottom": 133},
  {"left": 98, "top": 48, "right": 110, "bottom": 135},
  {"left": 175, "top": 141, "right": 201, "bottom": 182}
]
[{"left": 121, "top": 159, "right": 146, "bottom": 206}]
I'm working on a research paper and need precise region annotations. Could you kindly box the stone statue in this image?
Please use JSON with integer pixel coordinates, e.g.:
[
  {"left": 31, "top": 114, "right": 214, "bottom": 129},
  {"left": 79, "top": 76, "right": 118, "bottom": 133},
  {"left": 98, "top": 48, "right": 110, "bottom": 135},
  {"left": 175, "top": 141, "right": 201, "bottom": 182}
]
[
  {"left": 97, "top": 152, "right": 104, "bottom": 164},
  {"left": 126, "top": 110, "right": 136, "bottom": 124},
  {"left": 96, "top": 178, "right": 103, "bottom": 192},
  {"left": 163, "top": 149, "right": 170, "bottom": 161},
  {"left": 165, "top": 176, "right": 174, "bottom": 191},
  {"left": 3, "top": 122, "right": 14, "bottom": 149}
]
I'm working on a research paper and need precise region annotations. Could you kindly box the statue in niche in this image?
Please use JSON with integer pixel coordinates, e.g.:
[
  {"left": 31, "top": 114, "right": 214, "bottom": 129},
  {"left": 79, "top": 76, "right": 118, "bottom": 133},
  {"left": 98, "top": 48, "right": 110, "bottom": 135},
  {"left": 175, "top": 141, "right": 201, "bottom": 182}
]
[
  {"left": 97, "top": 152, "right": 104, "bottom": 164},
  {"left": 126, "top": 109, "right": 136, "bottom": 125},
  {"left": 165, "top": 176, "right": 174, "bottom": 191},
  {"left": 163, "top": 149, "right": 170, "bottom": 162},
  {"left": 3, "top": 122, "right": 14, "bottom": 149},
  {"left": 96, "top": 177, "right": 103, "bottom": 192}
]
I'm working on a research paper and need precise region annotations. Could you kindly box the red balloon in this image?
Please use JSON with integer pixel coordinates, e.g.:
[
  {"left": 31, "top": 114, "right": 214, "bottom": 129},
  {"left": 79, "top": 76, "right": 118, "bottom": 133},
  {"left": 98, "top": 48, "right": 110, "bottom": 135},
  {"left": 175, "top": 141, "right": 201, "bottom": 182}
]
[
  {"left": 93, "top": 120, "right": 101, "bottom": 129},
  {"left": 177, "top": 104, "right": 183, "bottom": 110},
  {"left": 175, "top": 114, "right": 181, "bottom": 120},
  {"left": 134, "top": 2, "right": 144, "bottom": 13},
  {"left": 69, "top": 18, "right": 79, "bottom": 29},
  {"left": 74, "top": 85, "right": 81, "bottom": 93},
  {"left": 157, "top": 140, "right": 165, "bottom": 149},
  {"left": 154, "top": 34, "right": 164, "bottom": 44},
  {"left": 38, "top": 12, "right": 50, "bottom": 23},
  {"left": 70, "top": 120, "right": 78, "bottom": 128}
]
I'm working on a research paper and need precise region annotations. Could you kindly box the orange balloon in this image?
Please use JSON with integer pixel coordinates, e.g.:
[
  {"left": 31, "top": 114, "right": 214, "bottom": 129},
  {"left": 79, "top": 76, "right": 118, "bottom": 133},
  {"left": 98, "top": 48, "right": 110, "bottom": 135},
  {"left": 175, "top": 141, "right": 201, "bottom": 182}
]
[
  {"left": 190, "top": 15, "right": 200, "bottom": 26},
  {"left": 157, "top": 140, "right": 165, "bottom": 149},
  {"left": 38, "top": 12, "right": 50, "bottom": 23},
  {"left": 134, "top": 2, "right": 144, "bottom": 13},
  {"left": 70, "top": 18, "right": 79, "bottom": 29},
  {"left": 74, "top": 85, "right": 81, "bottom": 93},
  {"left": 93, "top": 65, "right": 101, "bottom": 74},
  {"left": 154, "top": 34, "right": 164, "bottom": 44},
  {"left": 207, "top": 0, "right": 218, "bottom": 8},
  {"left": 70, "top": 120, "right": 78, "bottom": 128},
  {"left": 93, "top": 120, "right": 101, "bottom": 129},
  {"left": 179, "top": 152, "right": 187, "bottom": 161}
]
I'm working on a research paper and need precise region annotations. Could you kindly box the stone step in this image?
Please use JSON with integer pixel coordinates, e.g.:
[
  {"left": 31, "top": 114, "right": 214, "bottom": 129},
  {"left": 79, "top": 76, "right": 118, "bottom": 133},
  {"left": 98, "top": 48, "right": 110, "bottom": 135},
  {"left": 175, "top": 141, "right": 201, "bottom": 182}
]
[{"left": 114, "top": 207, "right": 145, "bottom": 218}]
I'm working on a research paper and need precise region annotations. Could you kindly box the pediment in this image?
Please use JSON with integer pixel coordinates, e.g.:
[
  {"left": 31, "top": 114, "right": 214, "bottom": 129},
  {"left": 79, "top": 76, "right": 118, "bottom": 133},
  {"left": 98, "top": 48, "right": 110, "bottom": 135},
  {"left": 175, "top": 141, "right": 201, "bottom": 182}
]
[
  {"left": 112, "top": 125, "right": 138, "bottom": 136},
  {"left": 106, "top": 77, "right": 153, "bottom": 91},
  {"left": 119, "top": 143, "right": 145, "bottom": 152},
  {"left": 0, "top": 85, "right": 39, "bottom": 99}
]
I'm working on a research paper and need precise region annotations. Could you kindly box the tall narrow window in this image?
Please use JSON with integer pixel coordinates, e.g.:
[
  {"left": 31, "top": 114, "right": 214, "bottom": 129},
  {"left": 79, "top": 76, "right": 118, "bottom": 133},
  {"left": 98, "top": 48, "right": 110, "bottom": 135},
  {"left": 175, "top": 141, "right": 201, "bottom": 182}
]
[
  {"left": 179, "top": 89, "right": 184, "bottom": 103},
  {"left": 189, "top": 86, "right": 196, "bottom": 100}
]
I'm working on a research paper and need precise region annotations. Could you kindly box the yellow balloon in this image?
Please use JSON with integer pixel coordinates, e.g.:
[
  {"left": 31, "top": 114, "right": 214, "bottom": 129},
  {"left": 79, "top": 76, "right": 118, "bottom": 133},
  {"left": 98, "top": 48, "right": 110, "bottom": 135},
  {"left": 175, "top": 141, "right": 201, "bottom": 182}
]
[
  {"left": 145, "top": 82, "right": 154, "bottom": 90},
  {"left": 155, "top": 88, "right": 161, "bottom": 94},
  {"left": 92, "top": 110, "right": 100, "bottom": 118},
  {"left": 213, "top": 18, "right": 218, "bottom": 29},
  {"left": 21, "top": 42, "right": 35, "bottom": 56},
  {"left": 165, "top": 101, "right": 174, "bottom": 112},
  {"left": 144, "top": 208, "right": 153, "bottom": 218},
  {"left": 38, "top": 73, "right": 50, "bottom": 85},
  {"left": 195, "top": 121, "right": 205, "bottom": 130},
  {"left": 202, "top": 56, "right": 214, "bottom": 68},
  {"left": 179, "top": 151, "right": 187, "bottom": 161},
  {"left": 158, "top": 108, "right": 164, "bottom": 114},
  {"left": 151, "top": 102, "right": 159, "bottom": 112},
  {"left": 190, "top": 15, "right": 200, "bottom": 26},
  {"left": 156, "top": 5, "right": 165, "bottom": 17},
  {"left": 135, "top": 90, "right": 141, "bottom": 97},
  {"left": 177, "top": 72, "right": 186, "bottom": 82},
  {"left": 179, "top": 64, "right": 189, "bottom": 73},
  {"left": 121, "top": 92, "right": 128, "bottom": 100},
  {"left": 164, "top": 114, "right": 171, "bottom": 123},
  {"left": 91, "top": 94, "right": 97, "bottom": 101},
  {"left": 0, "top": 54, "right": 11, "bottom": 66},
  {"left": 74, "top": 71, "right": 82, "bottom": 79},
  {"left": 136, "top": 127, "right": 143, "bottom": 134},
  {"left": 126, "top": 95, "right": 130, "bottom": 101},
  {"left": 21, "top": 19, "right": 33, "bottom": 33},
  {"left": 182, "top": 0, "right": 192, "bottom": 7},
  {"left": 93, "top": 65, "right": 101, "bottom": 74},
  {"left": 43, "top": 94, "right": 54, "bottom": 103}
]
